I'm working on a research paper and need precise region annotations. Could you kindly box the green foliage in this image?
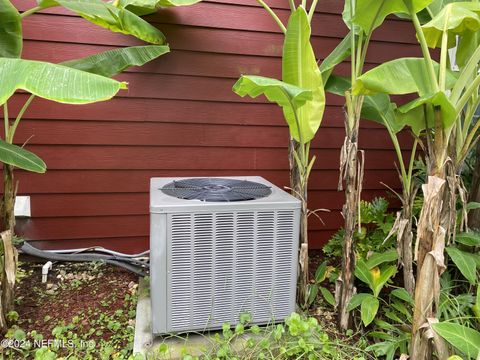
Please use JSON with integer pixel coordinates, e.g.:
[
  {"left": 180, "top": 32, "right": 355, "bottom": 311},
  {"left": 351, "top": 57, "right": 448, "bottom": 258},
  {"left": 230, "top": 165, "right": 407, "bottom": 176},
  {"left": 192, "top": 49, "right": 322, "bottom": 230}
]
[
  {"left": 456, "top": 231, "right": 480, "bottom": 246},
  {"left": 0, "top": 0, "right": 22, "bottom": 58},
  {"left": 352, "top": 56, "right": 463, "bottom": 143},
  {"left": 390, "top": 288, "right": 414, "bottom": 305},
  {"left": 282, "top": 6, "right": 325, "bottom": 143},
  {"left": 0, "top": 0, "right": 169, "bottom": 191},
  {"left": 355, "top": 259, "right": 396, "bottom": 298},
  {"left": 37, "top": 0, "right": 166, "bottom": 44},
  {"left": 0, "top": 58, "right": 126, "bottom": 106},
  {"left": 432, "top": 322, "right": 480, "bottom": 359},
  {"left": 363, "top": 282, "right": 414, "bottom": 359},
  {"left": 0, "top": 139, "right": 45, "bottom": 173},
  {"left": 366, "top": 265, "right": 478, "bottom": 360},
  {"left": 360, "top": 295, "right": 379, "bottom": 327},
  {"left": 233, "top": 75, "right": 313, "bottom": 141},
  {"left": 353, "top": 0, "right": 435, "bottom": 34},
  {"left": 4, "top": 273, "right": 138, "bottom": 359},
  {"left": 353, "top": 58, "right": 456, "bottom": 97},
  {"left": 306, "top": 261, "right": 336, "bottom": 308},
  {"left": 324, "top": 197, "right": 397, "bottom": 259},
  {"left": 348, "top": 252, "right": 398, "bottom": 328},
  {"left": 319, "top": 33, "right": 352, "bottom": 83},
  {"left": 162, "top": 312, "right": 370, "bottom": 360},
  {"left": 325, "top": 76, "right": 404, "bottom": 135},
  {"left": 365, "top": 250, "right": 398, "bottom": 269},
  {"left": 446, "top": 247, "right": 479, "bottom": 285},
  {"left": 115, "top": 0, "right": 203, "bottom": 16},
  {"left": 445, "top": 231, "right": 480, "bottom": 285},
  {"left": 62, "top": 45, "right": 170, "bottom": 78},
  {"left": 422, "top": 2, "right": 480, "bottom": 48},
  {"left": 322, "top": 229, "right": 345, "bottom": 259},
  {"left": 353, "top": 0, "right": 480, "bottom": 171},
  {"left": 438, "top": 270, "right": 479, "bottom": 329},
  {"left": 233, "top": 7, "right": 325, "bottom": 144}
]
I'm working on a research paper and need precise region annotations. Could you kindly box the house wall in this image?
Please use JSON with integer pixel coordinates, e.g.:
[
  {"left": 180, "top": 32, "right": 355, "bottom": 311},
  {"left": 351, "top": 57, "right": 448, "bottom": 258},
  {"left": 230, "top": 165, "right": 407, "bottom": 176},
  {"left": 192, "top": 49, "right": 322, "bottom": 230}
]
[{"left": 10, "top": 0, "right": 421, "bottom": 252}]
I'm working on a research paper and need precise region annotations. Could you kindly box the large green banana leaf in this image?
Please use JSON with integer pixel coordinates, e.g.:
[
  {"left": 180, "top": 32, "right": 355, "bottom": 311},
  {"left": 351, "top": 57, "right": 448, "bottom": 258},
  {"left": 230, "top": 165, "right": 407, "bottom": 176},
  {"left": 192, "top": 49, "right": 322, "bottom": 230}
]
[
  {"left": 326, "top": 75, "right": 403, "bottom": 134},
  {"left": 354, "top": 0, "right": 434, "bottom": 34},
  {"left": 353, "top": 58, "right": 459, "bottom": 131},
  {"left": 342, "top": 1, "right": 361, "bottom": 33},
  {"left": 61, "top": 45, "right": 169, "bottom": 77},
  {"left": 396, "top": 105, "right": 434, "bottom": 135},
  {"left": 398, "top": 91, "right": 456, "bottom": 128},
  {"left": 0, "top": 139, "right": 46, "bottom": 173},
  {"left": 0, "top": 0, "right": 22, "bottom": 58},
  {"left": 233, "top": 75, "right": 312, "bottom": 137},
  {"left": 353, "top": 57, "right": 457, "bottom": 96},
  {"left": 115, "top": 0, "right": 202, "bottom": 16},
  {"left": 456, "top": 30, "right": 480, "bottom": 68},
  {"left": 362, "top": 95, "right": 402, "bottom": 133},
  {"left": 422, "top": 2, "right": 480, "bottom": 48},
  {"left": 155, "top": 0, "right": 201, "bottom": 6},
  {"left": 324, "top": 74, "right": 350, "bottom": 97},
  {"left": 282, "top": 7, "right": 324, "bottom": 143},
  {"left": 0, "top": 58, "right": 127, "bottom": 106},
  {"left": 427, "top": 0, "right": 461, "bottom": 17},
  {"left": 37, "top": 0, "right": 166, "bottom": 44},
  {"left": 319, "top": 32, "right": 352, "bottom": 83},
  {"left": 327, "top": 75, "right": 442, "bottom": 136}
]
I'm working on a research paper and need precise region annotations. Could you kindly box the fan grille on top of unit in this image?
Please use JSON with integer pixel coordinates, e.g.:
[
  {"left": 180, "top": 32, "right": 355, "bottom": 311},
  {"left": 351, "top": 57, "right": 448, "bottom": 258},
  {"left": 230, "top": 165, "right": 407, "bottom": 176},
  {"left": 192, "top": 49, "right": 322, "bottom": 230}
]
[{"left": 161, "top": 178, "right": 272, "bottom": 202}]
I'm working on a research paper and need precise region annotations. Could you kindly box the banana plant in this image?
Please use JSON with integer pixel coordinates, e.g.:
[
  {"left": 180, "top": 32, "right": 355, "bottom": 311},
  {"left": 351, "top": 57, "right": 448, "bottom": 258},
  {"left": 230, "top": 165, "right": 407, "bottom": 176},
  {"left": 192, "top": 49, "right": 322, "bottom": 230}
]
[
  {"left": 326, "top": 74, "right": 421, "bottom": 297},
  {"left": 28, "top": 0, "right": 165, "bottom": 43},
  {"left": 326, "top": 0, "right": 450, "bottom": 333},
  {"left": 233, "top": 3, "right": 330, "bottom": 306},
  {"left": 352, "top": 1, "right": 480, "bottom": 358},
  {"left": 233, "top": 0, "right": 354, "bottom": 306},
  {"left": 0, "top": 0, "right": 169, "bottom": 232},
  {"left": 362, "top": 100, "right": 421, "bottom": 299},
  {"left": 329, "top": 0, "right": 426, "bottom": 331},
  {"left": 0, "top": 0, "right": 198, "bottom": 330}
]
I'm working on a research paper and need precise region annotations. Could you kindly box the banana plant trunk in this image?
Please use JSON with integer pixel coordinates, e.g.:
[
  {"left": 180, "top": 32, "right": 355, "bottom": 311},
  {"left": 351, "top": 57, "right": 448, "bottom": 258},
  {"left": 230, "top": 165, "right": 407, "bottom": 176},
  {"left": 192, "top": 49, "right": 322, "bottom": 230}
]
[
  {"left": 0, "top": 164, "right": 18, "bottom": 332},
  {"left": 1, "top": 230, "right": 17, "bottom": 326},
  {"left": 398, "top": 198, "right": 416, "bottom": 296},
  {"left": 337, "top": 91, "right": 364, "bottom": 331},
  {"left": 289, "top": 139, "right": 309, "bottom": 306},
  {"left": 411, "top": 111, "right": 451, "bottom": 359},
  {"left": 337, "top": 128, "right": 362, "bottom": 330},
  {"left": 468, "top": 141, "right": 480, "bottom": 230},
  {"left": 2, "top": 164, "right": 15, "bottom": 233},
  {"left": 410, "top": 174, "right": 450, "bottom": 359}
]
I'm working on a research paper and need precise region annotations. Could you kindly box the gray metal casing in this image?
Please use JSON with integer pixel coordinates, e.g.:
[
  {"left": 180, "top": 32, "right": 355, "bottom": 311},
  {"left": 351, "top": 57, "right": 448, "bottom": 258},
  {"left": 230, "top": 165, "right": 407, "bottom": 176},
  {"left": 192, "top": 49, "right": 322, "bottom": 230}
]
[{"left": 150, "top": 176, "right": 300, "bottom": 335}]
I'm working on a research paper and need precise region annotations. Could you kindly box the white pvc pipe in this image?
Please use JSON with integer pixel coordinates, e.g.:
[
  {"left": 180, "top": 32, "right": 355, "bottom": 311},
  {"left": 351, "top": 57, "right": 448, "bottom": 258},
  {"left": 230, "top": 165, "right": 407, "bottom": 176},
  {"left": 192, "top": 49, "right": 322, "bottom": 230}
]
[{"left": 42, "top": 261, "right": 52, "bottom": 283}]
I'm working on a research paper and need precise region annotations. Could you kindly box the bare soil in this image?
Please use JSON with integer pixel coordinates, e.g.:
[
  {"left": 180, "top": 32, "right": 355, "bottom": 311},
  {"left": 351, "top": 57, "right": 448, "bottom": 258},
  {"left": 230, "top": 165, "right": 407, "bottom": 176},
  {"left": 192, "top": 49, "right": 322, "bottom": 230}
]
[{"left": 15, "top": 261, "right": 138, "bottom": 351}]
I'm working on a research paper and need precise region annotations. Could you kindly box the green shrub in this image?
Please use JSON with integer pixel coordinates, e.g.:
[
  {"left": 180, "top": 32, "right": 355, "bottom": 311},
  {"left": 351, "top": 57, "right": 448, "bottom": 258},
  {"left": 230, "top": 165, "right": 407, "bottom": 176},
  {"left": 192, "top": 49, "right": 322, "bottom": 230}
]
[{"left": 323, "top": 198, "right": 396, "bottom": 260}]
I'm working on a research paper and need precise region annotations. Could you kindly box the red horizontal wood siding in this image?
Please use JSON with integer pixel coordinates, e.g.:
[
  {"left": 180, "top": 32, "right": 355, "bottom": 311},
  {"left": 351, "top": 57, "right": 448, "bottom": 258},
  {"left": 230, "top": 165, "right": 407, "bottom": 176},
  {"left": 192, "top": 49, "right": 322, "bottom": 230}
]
[{"left": 10, "top": 0, "right": 416, "bottom": 252}]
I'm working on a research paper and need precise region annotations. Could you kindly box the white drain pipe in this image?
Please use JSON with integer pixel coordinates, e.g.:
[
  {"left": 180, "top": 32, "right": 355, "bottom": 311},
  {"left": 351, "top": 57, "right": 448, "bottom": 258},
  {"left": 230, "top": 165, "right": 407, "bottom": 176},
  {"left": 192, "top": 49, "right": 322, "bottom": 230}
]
[{"left": 42, "top": 261, "right": 52, "bottom": 283}]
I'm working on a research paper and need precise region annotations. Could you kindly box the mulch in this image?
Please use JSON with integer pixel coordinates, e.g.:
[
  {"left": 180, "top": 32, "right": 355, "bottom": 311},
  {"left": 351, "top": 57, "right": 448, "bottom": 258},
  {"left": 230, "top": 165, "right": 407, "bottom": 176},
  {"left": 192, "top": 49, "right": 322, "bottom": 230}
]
[{"left": 15, "top": 261, "right": 137, "bottom": 343}]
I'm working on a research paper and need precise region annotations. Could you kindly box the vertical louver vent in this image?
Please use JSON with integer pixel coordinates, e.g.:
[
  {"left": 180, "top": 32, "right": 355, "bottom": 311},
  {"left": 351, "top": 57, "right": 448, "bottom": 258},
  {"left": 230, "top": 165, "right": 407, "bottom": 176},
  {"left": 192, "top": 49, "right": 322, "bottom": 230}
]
[{"left": 168, "top": 210, "right": 296, "bottom": 332}]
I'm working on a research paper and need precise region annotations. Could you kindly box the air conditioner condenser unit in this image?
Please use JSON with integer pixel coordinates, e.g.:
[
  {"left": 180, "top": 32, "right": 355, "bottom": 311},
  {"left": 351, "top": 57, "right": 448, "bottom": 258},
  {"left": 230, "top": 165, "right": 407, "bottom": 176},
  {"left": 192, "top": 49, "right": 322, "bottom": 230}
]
[{"left": 149, "top": 176, "right": 300, "bottom": 335}]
